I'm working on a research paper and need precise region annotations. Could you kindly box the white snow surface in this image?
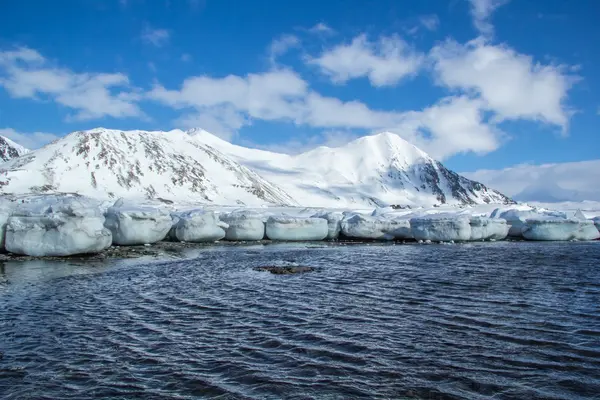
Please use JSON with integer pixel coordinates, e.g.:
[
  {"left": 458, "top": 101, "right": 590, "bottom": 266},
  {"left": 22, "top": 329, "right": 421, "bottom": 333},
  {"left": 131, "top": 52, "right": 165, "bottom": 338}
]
[
  {"left": 0, "top": 128, "right": 295, "bottom": 207},
  {"left": 172, "top": 210, "right": 228, "bottom": 242},
  {"left": 265, "top": 216, "right": 328, "bottom": 241},
  {"left": 340, "top": 214, "right": 412, "bottom": 240},
  {"left": 521, "top": 218, "right": 600, "bottom": 241},
  {"left": 190, "top": 129, "right": 511, "bottom": 208},
  {"left": 104, "top": 205, "right": 173, "bottom": 245}
]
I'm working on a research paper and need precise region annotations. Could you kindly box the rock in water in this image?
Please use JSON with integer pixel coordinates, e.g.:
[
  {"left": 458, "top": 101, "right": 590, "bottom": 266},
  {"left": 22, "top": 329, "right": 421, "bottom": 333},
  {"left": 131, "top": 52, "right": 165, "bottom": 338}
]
[
  {"left": 410, "top": 215, "right": 472, "bottom": 242},
  {"left": 104, "top": 205, "right": 172, "bottom": 245},
  {"left": 220, "top": 211, "right": 265, "bottom": 241},
  {"left": 265, "top": 217, "right": 328, "bottom": 241},
  {"left": 469, "top": 217, "right": 509, "bottom": 241},
  {"left": 173, "top": 210, "right": 228, "bottom": 242},
  {"left": 341, "top": 214, "right": 411, "bottom": 240},
  {"left": 312, "top": 211, "right": 343, "bottom": 240},
  {"left": 521, "top": 218, "right": 600, "bottom": 241},
  {"left": 5, "top": 196, "right": 112, "bottom": 256},
  {"left": 253, "top": 265, "right": 315, "bottom": 274}
]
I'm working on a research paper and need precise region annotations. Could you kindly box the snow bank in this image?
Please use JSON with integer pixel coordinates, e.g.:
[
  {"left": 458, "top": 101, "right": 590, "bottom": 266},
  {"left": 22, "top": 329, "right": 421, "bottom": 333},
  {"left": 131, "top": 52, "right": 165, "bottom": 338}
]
[
  {"left": 410, "top": 215, "right": 471, "bottom": 242},
  {"left": 469, "top": 217, "right": 509, "bottom": 241},
  {"left": 104, "top": 205, "right": 172, "bottom": 245},
  {"left": 220, "top": 211, "right": 265, "bottom": 241},
  {"left": 5, "top": 214, "right": 112, "bottom": 257},
  {"left": 312, "top": 211, "right": 344, "bottom": 239},
  {"left": 265, "top": 216, "right": 328, "bottom": 241},
  {"left": 491, "top": 208, "right": 567, "bottom": 238},
  {"left": 521, "top": 218, "right": 600, "bottom": 241},
  {"left": 341, "top": 214, "right": 411, "bottom": 240},
  {"left": 171, "top": 209, "right": 228, "bottom": 242}
]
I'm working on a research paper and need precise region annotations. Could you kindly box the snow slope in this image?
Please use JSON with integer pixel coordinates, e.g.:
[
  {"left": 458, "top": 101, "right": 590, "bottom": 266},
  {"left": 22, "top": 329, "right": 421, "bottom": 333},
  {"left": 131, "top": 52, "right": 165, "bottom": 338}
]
[
  {"left": 0, "top": 135, "right": 29, "bottom": 163},
  {"left": 0, "top": 128, "right": 296, "bottom": 206},
  {"left": 0, "top": 127, "right": 511, "bottom": 207},
  {"left": 463, "top": 160, "right": 600, "bottom": 202},
  {"left": 190, "top": 129, "right": 512, "bottom": 207}
]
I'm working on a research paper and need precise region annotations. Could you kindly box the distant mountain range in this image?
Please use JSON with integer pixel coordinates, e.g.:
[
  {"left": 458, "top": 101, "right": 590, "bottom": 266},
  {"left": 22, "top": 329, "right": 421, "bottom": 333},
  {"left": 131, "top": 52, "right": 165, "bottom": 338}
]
[{"left": 0, "top": 128, "right": 512, "bottom": 207}]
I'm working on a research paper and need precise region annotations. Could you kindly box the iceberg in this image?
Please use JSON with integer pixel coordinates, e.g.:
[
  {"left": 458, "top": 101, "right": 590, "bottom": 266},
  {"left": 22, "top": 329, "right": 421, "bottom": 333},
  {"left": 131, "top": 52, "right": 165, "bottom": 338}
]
[
  {"left": 311, "top": 211, "right": 344, "bottom": 240},
  {"left": 220, "top": 211, "right": 265, "bottom": 241},
  {"left": 265, "top": 216, "right": 328, "bottom": 241},
  {"left": 0, "top": 210, "right": 10, "bottom": 252},
  {"left": 469, "top": 217, "right": 509, "bottom": 241},
  {"left": 5, "top": 214, "right": 112, "bottom": 257},
  {"left": 171, "top": 209, "right": 228, "bottom": 242},
  {"left": 340, "top": 214, "right": 412, "bottom": 240},
  {"left": 410, "top": 215, "right": 471, "bottom": 242},
  {"left": 593, "top": 217, "right": 600, "bottom": 234},
  {"left": 104, "top": 205, "right": 172, "bottom": 245},
  {"left": 521, "top": 218, "right": 600, "bottom": 241}
]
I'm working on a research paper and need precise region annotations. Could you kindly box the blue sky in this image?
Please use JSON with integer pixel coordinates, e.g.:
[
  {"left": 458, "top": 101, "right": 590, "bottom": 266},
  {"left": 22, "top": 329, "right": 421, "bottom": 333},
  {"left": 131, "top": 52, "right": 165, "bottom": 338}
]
[{"left": 0, "top": 0, "right": 598, "bottom": 172}]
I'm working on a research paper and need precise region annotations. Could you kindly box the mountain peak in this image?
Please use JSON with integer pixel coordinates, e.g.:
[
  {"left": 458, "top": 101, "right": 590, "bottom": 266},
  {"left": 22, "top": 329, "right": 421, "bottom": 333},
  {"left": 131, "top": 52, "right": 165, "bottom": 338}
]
[{"left": 0, "top": 135, "right": 29, "bottom": 163}]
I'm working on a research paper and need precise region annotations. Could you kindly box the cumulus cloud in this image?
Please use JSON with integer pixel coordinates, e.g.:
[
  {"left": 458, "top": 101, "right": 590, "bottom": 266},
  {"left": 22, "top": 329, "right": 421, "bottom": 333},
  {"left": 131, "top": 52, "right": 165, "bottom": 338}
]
[
  {"left": 141, "top": 27, "right": 170, "bottom": 47},
  {"left": 175, "top": 105, "right": 248, "bottom": 141},
  {"left": 0, "top": 127, "right": 61, "bottom": 149},
  {"left": 430, "top": 38, "right": 576, "bottom": 131},
  {"left": 308, "top": 34, "right": 424, "bottom": 86},
  {"left": 469, "top": 0, "right": 509, "bottom": 37},
  {"left": 0, "top": 47, "right": 142, "bottom": 121}
]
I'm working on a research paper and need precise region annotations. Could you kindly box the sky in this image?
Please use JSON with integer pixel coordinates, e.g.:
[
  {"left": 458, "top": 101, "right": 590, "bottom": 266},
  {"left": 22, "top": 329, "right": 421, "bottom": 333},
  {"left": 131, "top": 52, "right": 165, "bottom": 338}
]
[{"left": 0, "top": 0, "right": 598, "bottom": 174}]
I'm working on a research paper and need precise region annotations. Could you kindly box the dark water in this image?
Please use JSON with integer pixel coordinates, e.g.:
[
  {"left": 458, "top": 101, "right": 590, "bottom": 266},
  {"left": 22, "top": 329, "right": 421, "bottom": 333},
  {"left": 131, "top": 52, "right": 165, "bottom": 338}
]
[{"left": 1, "top": 242, "right": 600, "bottom": 400}]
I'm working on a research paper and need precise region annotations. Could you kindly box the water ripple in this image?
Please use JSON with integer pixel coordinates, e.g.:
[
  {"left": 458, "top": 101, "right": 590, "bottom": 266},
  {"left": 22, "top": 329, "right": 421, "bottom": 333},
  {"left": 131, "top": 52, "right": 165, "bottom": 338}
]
[{"left": 1, "top": 241, "right": 600, "bottom": 399}]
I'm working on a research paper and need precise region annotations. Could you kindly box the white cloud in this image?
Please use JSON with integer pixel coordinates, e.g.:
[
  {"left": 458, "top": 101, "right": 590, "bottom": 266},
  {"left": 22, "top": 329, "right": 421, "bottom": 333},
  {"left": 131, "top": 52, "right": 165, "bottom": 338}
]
[
  {"left": 175, "top": 105, "right": 248, "bottom": 141},
  {"left": 469, "top": 0, "right": 509, "bottom": 37},
  {"left": 181, "top": 53, "right": 192, "bottom": 62},
  {"left": 268, "top": 34, "right": 300, "bottom": 64},
  {"left": 0, "top": 127, "right": 61, "bottom": 149},
  {"left": 148, "top": 69, "right": 307, "bottom": 122},
  {"left": 141, "top": 27, "right": 170, "bottom": 47},
  {"left": 409, "top": 96, "right": 503, "bottom": 159},
  {"left": 308, "top": 23, "right": 335, "bottom": 35},
  {"left": 308, "top": 34, "right": 423, "bottom": 86},
  {"left": 0, "top": 47, "right": 143, "bottom": 121},
  {"left": 420, "top": 15, "right": 440, "bottom": 31},
  {"left": 462, "top": 159, "right": 600, "bottom": 202},
  {"left": 430, "top": 38, "right": 576, "bottom": 131}
]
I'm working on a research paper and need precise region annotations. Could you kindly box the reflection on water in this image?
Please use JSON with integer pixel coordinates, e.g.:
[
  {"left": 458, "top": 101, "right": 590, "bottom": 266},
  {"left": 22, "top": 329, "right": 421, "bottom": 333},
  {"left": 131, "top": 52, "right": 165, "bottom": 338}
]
[{"left": 1, "top": 241, "right": 600, "bottom": 399}]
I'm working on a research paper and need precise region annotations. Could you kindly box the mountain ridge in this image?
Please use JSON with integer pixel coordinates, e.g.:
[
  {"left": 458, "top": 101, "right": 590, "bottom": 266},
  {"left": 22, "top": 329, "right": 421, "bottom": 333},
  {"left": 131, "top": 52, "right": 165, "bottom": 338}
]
[{"left": 0, "top": 128, "right": 513, "bottom": 207}]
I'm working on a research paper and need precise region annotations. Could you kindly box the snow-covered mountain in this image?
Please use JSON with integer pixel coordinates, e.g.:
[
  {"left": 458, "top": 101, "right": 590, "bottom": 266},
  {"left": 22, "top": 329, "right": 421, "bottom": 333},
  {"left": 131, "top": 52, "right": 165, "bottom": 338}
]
[
  {"left": 0, "top": 135, "right": 29, "bottom": 163},
  {"left": 0, "top": 127, "right": 512, "bottom": 207},
  {"left": 190, "top": 129, "right": 512, "bottom": 207},
  {"left": 0, "top": 128, "right": 296, "bottom": 206}
]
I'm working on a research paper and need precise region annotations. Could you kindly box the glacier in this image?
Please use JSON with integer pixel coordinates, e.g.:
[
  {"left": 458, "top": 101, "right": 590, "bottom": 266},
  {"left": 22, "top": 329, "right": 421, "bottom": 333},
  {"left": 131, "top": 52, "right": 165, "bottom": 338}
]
[
  {"left": 410, "top": 215, "right": 472, "bottom": 242},
  {"left": 469, "top": 217, "right": 510, "bottom": 241},
  {"left": 220, "top": 211, "right": 265, "bottom": 241},
  {"left": 4, "top": 196, "right": 112, "bottom": 256},
  {"left": 265, "top": 216, "right": 328, "bottom": 241},
  {"left": 341, "top": 214, "right": 412, "bottom": 240},
  {"left": 172, "top": 210, "right": 228, "bottom": 242},
  {"left": 311, "top": 211, "right": 344, "bottom": 240},
  {"left": 104, "top": 205, "right": 172, "bottom": 245},
  {"left": 521, "top": 218, "right": 600, "bottom": 241}
]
